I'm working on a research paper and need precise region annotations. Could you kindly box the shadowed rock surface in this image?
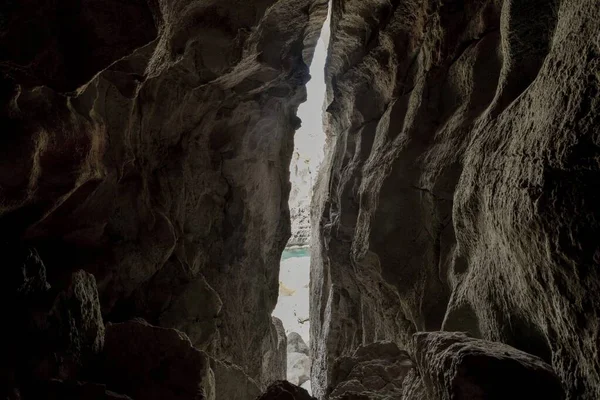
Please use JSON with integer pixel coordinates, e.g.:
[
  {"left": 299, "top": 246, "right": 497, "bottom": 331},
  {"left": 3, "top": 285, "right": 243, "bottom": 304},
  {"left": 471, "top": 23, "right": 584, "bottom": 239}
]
[
  {"left": 287, "top": 332, "right": 310, "bottom": 355},
  {"left": 210, "top": 358, "right": 262, "bottom": 400},
  {"left": 311, "top": 0, "right": 600, "bottom": 398},
  {"left": 328, "top": 342, "right": 413, "bottom": 400},
  {"left": 409, "top": 331, "right": 565, "bottom": 400},
  {"left": 257, "top": 380, "right": 316, "bottom": 400},
  {"left": 2, "top": 0, "right": 600, "bottom": 398},
  {"left": 1, "top": 0, "right": 327, "bottom": 397},
  {"left": 101, "top": 319, "right": 214, "bottom": 400}
]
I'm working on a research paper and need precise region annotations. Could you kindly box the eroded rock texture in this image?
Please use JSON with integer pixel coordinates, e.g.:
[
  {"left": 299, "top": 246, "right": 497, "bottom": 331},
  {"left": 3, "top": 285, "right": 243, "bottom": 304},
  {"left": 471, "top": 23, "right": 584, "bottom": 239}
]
[
  {"left": 288, "top": 150, "right": 316, "bottom": 247},
  {"left": 1, "top": 0, "right": 327, "bottom": 396},
  {"left": 314, "top": 333, "right": 564, "bottom": 400},
  {"left": 257, "top": 380, "right": 316, "bottom": 400},
  {"left": 327, "top": 342, "right": 412, "bottom": 399},
  {"left": 410, "top": 332, "right": 565, "bottom": 400},
  {"left": 312, "top": 0, "right": 600, "bottom": 398}
]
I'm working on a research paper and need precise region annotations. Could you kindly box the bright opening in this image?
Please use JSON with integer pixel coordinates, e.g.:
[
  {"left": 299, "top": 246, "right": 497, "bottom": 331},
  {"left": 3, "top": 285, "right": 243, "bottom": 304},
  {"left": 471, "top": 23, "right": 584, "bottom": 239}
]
[{"left": 271, "top": 10, "right": 330, "bottom": 395}]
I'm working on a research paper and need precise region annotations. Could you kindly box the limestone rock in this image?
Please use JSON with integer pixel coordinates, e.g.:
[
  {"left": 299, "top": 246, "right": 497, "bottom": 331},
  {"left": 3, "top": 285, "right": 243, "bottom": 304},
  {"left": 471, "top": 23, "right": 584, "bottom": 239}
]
[
  {"left": 288, "top": 151, "right": 314, "bottom": 247},
  {"left": 410, "top": 332, "right": 565, "bottom": 400},
  {"left": 210, "top": 358, "right": 261, "bottom": 400},
  {"left": 327, "top": 342, "right": 413, "bottom": 400},
  {"left": 1, "top": 0, "right": 328, "bottom": 393},
  {"left": 311, "top": 0, "right": 600, "bottom": 398},
  {"left": 261, "top": 317, "right": 288, "bottom": 388},
  {"left": 101, "top": 319, "right": 215, "bottom": 400},
  {"left": 287, "top": 332, "right": 310, "bottom": 355},
  {"left": 257, "top": 380, "right": 316, "bottom": 400},
  {"left": 287, "top": 352, "right": 311, "bottom": 387}
]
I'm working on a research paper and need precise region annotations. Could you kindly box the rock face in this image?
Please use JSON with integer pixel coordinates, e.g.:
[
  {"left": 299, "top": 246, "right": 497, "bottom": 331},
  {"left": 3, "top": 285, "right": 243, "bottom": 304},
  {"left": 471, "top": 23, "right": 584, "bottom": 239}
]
[
  {"left": 3, "top": 0, "right": 600, "bottom": 397},
  {"left": 327, "top": 342, "right": 413, "bottom": 399},
  {"left": 1, "top": 0, "right": 327, "bottom": 396},
  {"left": 210, "top": 358, "right": 262, "bottom": 400},
  {"left": 262, "top": 317, "right": 289, "bottom": 388},
  {"left": 410, "top": 332, "right": 565, "bottom": 400},
  {"left": 257, "top": 380, "right": 316, "bottom": 400},
  {"left": 312, "top": 0, "right": 600, "bottom": 398},
  {"left": 287, "top": 352, "right": 311, "bottom": 387},
  {"left": 287, "top": 332, "right": 310, "bottom": 355},
  {"left": 286, "top": 332, "right": 311, "bottom": 388},
  {"left": 324, "top": 334, "right": 564, "bottom": 400},
  {"left": 101, "top": 319, "right": 214, "bottom": 400},
  {"left": 288, "top": 151, "right": 315, "bottom": 247}
]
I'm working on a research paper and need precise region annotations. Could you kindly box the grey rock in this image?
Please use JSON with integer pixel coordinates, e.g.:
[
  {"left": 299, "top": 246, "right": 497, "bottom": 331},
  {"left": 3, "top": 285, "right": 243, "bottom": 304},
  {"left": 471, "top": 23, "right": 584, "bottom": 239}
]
[
  {"left": 0, "top": 0, "right": 327, "bottom": 395},
  {"left": 287, "top": 332, "right": 310, "bottom": 355},
  {"left": 410, "top": 332, "right": 565, "bottom": 400},
  {"left": 287, "top": 352, "right": 311, "bottom": 387},
  {"left": 210, "top": 358, "right": 261, "bottom": 400},
  {"left": 261, "top": 317, "right": 288, "bottom": 387},
  {"left": 288, "top": 151, "right": 315, "bottom": 247},
  {"left": 328, "top": 342, "right": 413, "bottom": 400},
  {"left": 311, "top": 0, "right": 600, "bottom": 398}
]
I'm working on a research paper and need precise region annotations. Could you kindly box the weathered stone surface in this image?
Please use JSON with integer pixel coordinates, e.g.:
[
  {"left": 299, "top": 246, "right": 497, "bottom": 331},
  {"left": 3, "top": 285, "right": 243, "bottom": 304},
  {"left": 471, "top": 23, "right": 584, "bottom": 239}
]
[
  {"left": 312, "top": 0, "right": 600, "bottom": 398},
  {"left": 257, "top": 380, "right": 316, "bottom": 400},
  {"left": 101, "top": 319, "right": 214, "bottom": 400},
  {"left": 287, "top": 352, "right": 311, "bottom": 387},
  {"left": 400, "top": 369, "right": 427, "bottom": 400},
  {"left": 288, "top": 151, "right": 314, "bottom": 247},
  {"left": 1, "top": 0, "right": 327, "bottom": 394},
  {"left": 410, "top": 332, "right": 565, "bottom": 400},
  {"left": 262, "top": 317, "right": 288, "bottom": 387},
  {"left": 287, "top": 332, "right": 310, "bottom": 356},
  {"left": 210, "top": 358, "right": 262, "bottom": 400},
  {"left": 286, "top": 332, "right": 310, "bottom": 388},
  {"left": 327, "top": 342, "right": 413, "bottom": 400}
]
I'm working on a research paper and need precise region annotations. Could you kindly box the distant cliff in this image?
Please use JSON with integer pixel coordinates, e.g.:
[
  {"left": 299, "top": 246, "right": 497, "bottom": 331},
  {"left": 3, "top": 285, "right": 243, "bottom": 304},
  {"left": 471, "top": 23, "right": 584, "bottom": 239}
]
[{"left": 287, "top": 151, "right": 314, "bottom": 247}]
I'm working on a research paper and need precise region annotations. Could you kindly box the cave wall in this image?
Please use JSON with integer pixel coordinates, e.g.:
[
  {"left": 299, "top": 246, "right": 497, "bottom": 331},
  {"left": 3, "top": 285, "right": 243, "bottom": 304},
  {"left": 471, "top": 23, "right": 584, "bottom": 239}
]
[
  {"left": 0, "top": 0, "right": 327, "bottom": 396},
  {"left": 311, "top": 0, "right": 600, "bottom": 398}
]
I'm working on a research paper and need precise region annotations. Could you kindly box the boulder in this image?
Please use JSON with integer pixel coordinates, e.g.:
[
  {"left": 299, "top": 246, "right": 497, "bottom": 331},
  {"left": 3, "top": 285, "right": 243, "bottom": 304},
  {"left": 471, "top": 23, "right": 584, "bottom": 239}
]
[
  {"left": 210, "top": 358, "right": 261, "bottom": 400},
  {"left": 327, "top": 342, "right": 413, "bottom": 399},
  {"left": 287, "top": 352, "right": 311, "bottom": 387},
  {"left": 261, "top": 317, "right": 288, "bottom": 388},
  {"left": 101, "top": 319, "right": 214, "bottom": 400},
  {"left": 287, "top": 332, "right": 310, "bottom": 356},
  {"left": 257, "top": 380, "right": 316, "bottom": 400},
  {"left": 410, "top": 332, "right": 565, "bottom": 400}
]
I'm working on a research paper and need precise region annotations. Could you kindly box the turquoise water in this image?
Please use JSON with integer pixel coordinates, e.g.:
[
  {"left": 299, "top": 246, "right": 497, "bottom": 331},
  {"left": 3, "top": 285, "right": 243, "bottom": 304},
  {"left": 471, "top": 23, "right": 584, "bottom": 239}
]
[{"left": 281, "top": 247, "right": 310, "bottom": 260}]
